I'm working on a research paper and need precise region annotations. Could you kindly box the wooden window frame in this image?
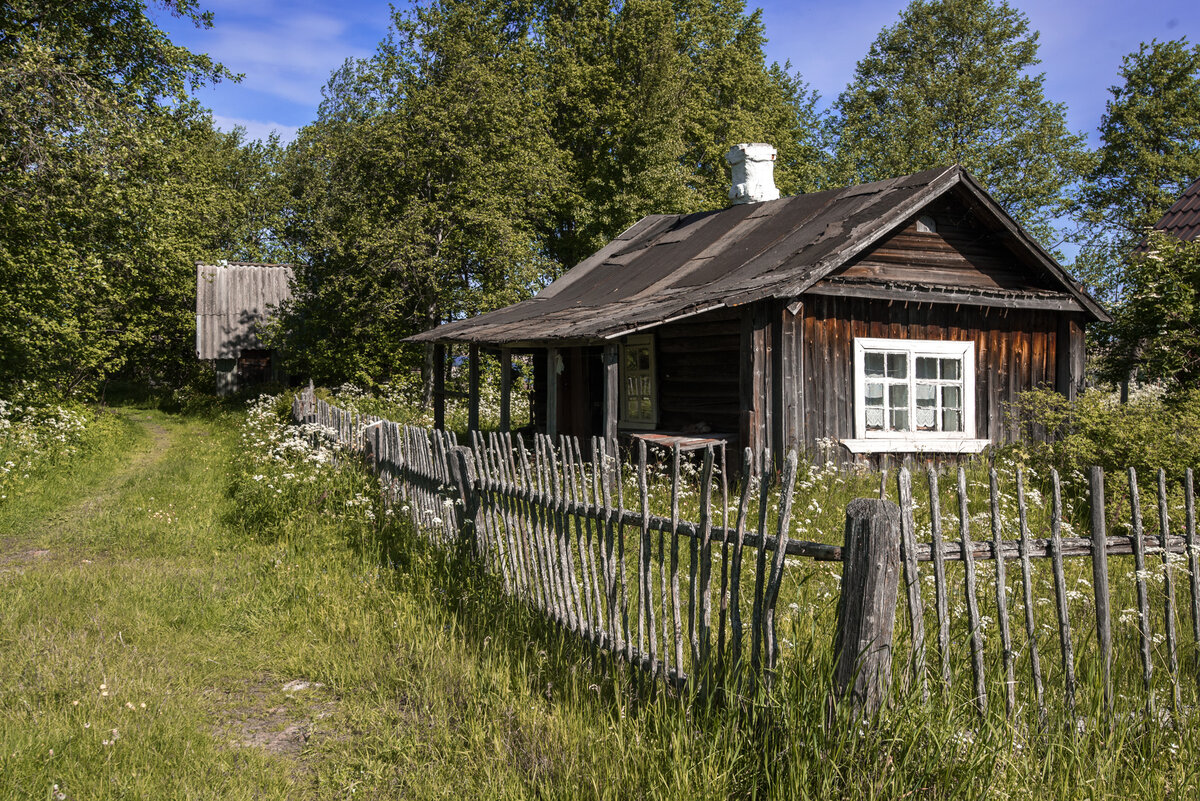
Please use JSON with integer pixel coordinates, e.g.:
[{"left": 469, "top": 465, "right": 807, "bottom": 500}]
[
  {"left": 618, "top": 334, "right": 658, "bottom": 430},
  {"left": 845, "top": 337, "right": 989, "bottom": 454}
]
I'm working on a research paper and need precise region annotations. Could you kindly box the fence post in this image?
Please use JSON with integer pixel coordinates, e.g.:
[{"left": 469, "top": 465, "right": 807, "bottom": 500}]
[
  {"left": 451, "top": 446, "right": 482, "bottom": 559},
  {"left": 832, "top": 497, "right": 902, "bottom": 720}
]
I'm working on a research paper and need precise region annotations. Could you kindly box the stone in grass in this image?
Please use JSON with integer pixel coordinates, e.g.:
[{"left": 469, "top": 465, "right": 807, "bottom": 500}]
[{"left": 281, "top": 679, "right": 325, "bottom": 693}]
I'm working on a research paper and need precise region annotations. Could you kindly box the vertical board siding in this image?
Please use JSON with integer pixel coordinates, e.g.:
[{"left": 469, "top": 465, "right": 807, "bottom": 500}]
[{"left": 796, "top": 295, "right": 1074, "bottom": 451}]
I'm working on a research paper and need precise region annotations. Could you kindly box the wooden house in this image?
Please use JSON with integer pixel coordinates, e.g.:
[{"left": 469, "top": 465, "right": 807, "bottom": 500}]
[
  {"left": 195, "top": 261, "right": 293, "bottom": 395},
  {"left": 410, "top": 148, "right": 1108, "bottom": 465}
]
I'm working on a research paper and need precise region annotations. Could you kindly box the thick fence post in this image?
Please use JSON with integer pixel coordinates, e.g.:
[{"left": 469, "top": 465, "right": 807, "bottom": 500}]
[
  {"left": 451, "top": 446, "right": 482, "bottom": 559},
  {"left": 832, "top": 498, "right": 902, "bottom": 720}
]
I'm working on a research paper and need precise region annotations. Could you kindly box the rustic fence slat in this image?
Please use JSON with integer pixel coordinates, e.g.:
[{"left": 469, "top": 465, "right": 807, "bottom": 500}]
[
  {"left": 1159, "top": 469, "right": 1181, "bottom": 715},
  {"left": 928, "top": 467, "right": 952, "bottom": 690},
  {"left": 564, "top": 440, "right": 594, "bottom": 639},
  {"left": 551, "top": 437, "right": 583, "bottom": 634},
  {"left": 1130, "top": 467, "right": 1155, "bottom": 716},
  {"left": 669, "top": 444, "right": 684, "bottom": 679},
  {"left": 897, "top": 467, "right": 928, "bottom": 701},
  {"left": 698, "top": 445, "right": 715, "bottom": 669},
  {"left": 599, "top": 438, "right": 623, "bottom": 656},
  {"left": 637, "top": 440, "right": 657, "bottom": 675},
  {"left": 764, "top": 452, "right": 799, "bottom": 673},
  {"left": 750, "top": 449, "right": 773, "bottom": 677},
  {"left": 729, "top": 448, "right": 754, "bottom": 670},
  {"left": 990, "top": 468, "right": 1015, "bottom": 718},
  {"left": 530, "top": 436, "right": 562, "bottom": 626},
  {"left": 958, "top": 468, "right": 987, "bottom": 717},
  {"left": 1089, "top": 466, "right": 1113, "bottom": 715},
  {"left": 505, "top": 433, "right": 535, "bottom": 601},
  {"left": 616, "top": 444, "right": 632, "bottom": 666},
  {"left": 1049, "top": 469, "right": 1076, "bottom": 716},
  {"left": 575, "top": 437, "right": 605, "bottom": 644},
  {"left": 516, "top": 435, "right": 549, "bottom": 615},
  {"left": 1015, "top": 469, "right": 1046, "bottom": 724},
  {"left": 1187, "top": 469, "right": 1200, "bottom": 695},
  {"left": 717, "top": 444, "right": 731, "bottom": 672}
]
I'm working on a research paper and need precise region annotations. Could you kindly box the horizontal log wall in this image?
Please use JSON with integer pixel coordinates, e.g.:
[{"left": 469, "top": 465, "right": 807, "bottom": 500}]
[{"left": 655, "top": 308, "right": 741, "bottom": 436}]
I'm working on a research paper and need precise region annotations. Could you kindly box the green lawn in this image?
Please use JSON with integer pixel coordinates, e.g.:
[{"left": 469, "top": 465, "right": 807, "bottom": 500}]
[{"left": 3, "top": 401, "right": 1199, "bottom": 800}]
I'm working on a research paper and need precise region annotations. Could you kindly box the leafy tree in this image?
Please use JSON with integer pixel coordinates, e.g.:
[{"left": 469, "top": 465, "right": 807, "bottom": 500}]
[
  {"left": 0, "top": 1, "right": 281, "bottom": 395},
  {"left": 277, "top": 0, "right": 562, "bottom": 390},
  {"left": 1076, "top": 38, "right": 1200, "bottom": 301},
  {"left": 832, "top": 0, "right": 1090, "bottom": 243},
  {"left": 541, "top": 0, "right": 829, "bottom": 267},
  {"left": 1099, "top": 232, "right": 1200, "bottom": 389}
]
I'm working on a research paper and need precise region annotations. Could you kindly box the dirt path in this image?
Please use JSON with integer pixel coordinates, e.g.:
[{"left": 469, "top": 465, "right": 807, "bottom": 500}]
[{"left": 0, "top": 411, "right": 175, "bottom": 570}]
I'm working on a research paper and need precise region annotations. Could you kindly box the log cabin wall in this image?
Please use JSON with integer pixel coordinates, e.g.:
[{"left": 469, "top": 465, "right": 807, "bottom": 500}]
[
  {"left": 791, "top": 294, "right": 1086, "bottom": 451},
  {"left": 656, "top": 308, "right": 742, "bottom": 438}
]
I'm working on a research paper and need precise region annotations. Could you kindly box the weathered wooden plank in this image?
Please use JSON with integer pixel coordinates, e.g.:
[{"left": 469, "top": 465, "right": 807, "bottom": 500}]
[
  {"left": 764, "top": 452, "right": 799, "bottom": 673},
  {"left": 1015, "top": 469, "right": 1045, "bottom": 724},
  {"left": 670, "top": 444, "right": 684, "bottom": 677},
  {"left": 832, "top": 498, "right": 902, "bottom": 719},
  {"left": 990, "top": 469, "right": 1014, "bottom": 718},
  {"left": 1049, "top": 470, "right": 1076, "bottom": 715},
  {"left": 1159, "top": 469, "right": 1181, "bottom": 714},
  {"left": 636, "top": 440, "right": 657, "bottom": 675},
  {"left": 1090, "top": 466, "right": 1113, "bottom": 714},
  {"left": 1130, "top": 467, "right": 1154, "bottom": 716},
  {"left": 1187, "top": 469, "right": 1200, "bottom": 695},
  {"left": 698, "top": 446, "right": 716, "bottom": 669},
  {"left": 958, "top": 468, "right": 987, "bottom": 717},
  {"left": 499, "top": 348, "right": 512, "bottom": 432},
  {"left": 729, "top": 448, "right": 754, "bottom": 669},
  {"left": 928, "top": 467, "right": 952, "bottom": 690},
  {"left": 897, "top": 467, "right": 928, "bottom": 701},
  {"left": 750, "top": 449, "right": 773, "bottom": 676}
]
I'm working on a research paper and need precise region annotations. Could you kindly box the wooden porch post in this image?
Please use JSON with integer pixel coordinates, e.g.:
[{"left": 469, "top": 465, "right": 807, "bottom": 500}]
[
  {"left": 433, "top": 343, "right": 446, "bottom": 431},
  {"left": 602, "top": 342, "right": 619, "bottom": 454},
  {"left": 467, "top": 343, "right": 480, "bottom": 432},
  {"left": 499, "top": 348, "right": 512, "bottom": 432},
  {"left": 546, "top": 346, "right": 559, "bottom": 440}
]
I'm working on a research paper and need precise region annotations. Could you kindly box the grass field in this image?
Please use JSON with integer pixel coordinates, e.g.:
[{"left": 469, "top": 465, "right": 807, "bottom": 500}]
[{"left": 2, "top": 397, "right": 1200, "bottom": 799}]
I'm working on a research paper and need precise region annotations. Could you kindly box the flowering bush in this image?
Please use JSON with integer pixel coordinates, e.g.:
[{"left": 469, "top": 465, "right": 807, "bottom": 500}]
[
  {"left": 0, "top": 396, "right": 95, "bottom": 503},
  {"left": 228, "top": 393, "right": 381, "bottom": 538}
]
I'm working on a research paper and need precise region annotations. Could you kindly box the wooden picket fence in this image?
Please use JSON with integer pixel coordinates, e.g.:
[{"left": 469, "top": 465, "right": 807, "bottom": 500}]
[
  {"left": 884, "top": 463, "right": 1200, "bottom": 722},
  {"left": 291, "top": 385, "right": 833, "bottom": 688},
  {"left": 293, "top": 385, "right": 1200, "bottom": 720}
]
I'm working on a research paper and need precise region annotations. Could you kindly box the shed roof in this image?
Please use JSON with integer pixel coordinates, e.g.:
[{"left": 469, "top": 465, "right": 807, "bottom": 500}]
[
  {"left": 195, "top": 262, "right": 294, "bottom": 360},
  {"left": 410, "top": 165, "right": 1107, "bottom": 346},
  {"left": 1152, "top": 176, "right": 1200, "bottom": 242}
]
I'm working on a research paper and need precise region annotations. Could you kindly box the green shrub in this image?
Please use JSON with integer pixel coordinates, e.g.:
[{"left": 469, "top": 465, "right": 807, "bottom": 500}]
[{"left": 1005, "top": 384, "right": 1200, "bottom": 476}]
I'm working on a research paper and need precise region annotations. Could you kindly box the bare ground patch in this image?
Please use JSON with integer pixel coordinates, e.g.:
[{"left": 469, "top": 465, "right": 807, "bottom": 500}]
[{"left": 213, "top": 676, "right": 337, "bottom": 771}]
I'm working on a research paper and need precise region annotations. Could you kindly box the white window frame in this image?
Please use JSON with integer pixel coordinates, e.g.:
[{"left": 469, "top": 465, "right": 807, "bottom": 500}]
[
  {"left": 844, "top": 337, "right": 989, "bottom": 454},
  {"left": 618, "top": 334, "right": 657, "bottom": 430}
]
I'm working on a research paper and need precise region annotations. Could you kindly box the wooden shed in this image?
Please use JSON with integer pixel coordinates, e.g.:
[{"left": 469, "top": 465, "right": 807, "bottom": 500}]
[
  {"left": 410, "top": 162, "right": 1108, "bottom": 465},
  {"left": 195, "top": 261, "right": 293, "bottom": 395}
]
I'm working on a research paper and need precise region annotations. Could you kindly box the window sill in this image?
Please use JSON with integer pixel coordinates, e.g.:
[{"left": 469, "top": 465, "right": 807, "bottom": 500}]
[{"left": 841, "top": 438, "right": 990, "bottom": 454}]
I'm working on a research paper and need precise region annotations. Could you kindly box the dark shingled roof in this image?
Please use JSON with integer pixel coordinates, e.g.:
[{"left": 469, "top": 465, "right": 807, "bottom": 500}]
[
  {"left": 1153, "top": 177, "right": 1200, "bottom": 242},
  {"left": 410, "top": 165, "right": 1107, "bottom": 345}
]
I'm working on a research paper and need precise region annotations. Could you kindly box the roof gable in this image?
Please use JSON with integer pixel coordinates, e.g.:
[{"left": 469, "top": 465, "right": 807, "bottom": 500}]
[{"left": 411, "top": 166, "right": 1107, "bottom": 345}]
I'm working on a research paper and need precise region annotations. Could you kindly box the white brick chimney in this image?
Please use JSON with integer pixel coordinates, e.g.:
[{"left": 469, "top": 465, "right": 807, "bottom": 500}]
[{"left": 726, "top": 143, "right": 780, "bottom": 205}]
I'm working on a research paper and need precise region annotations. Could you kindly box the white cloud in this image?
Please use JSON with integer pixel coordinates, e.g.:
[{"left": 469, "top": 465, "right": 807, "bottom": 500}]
[{"left": 212, "top": 114, "right": 301, "bottom": 145}]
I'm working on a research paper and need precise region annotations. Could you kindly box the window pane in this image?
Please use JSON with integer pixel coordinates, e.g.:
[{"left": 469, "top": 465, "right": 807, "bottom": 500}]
[
  {"left": 637, "top": 348, "right": 650, "bottom": 371},
  {"left": 942, "top": 385, "right": 961, "bottom": 409},
  {"left": 915, "top": 383, "right": 936, "bottom": 430},
  {"left": 627, "top": 398, "right": 638, "bottom": 417},
  {"left": 941, "top": 358, "right": 961, "bottom": 380},
  {"left": 890, "top": 408, "right": 910, "bottom": 431},
  {"left": 886, "top": 353, "right": 908, "bottom": 378},
  {"left": 640, "top": 397, "right": 652, "bottom": 419},
  {"left": 865, "top": 382, "right": 884, "bottom": 406},
  {"left": 866, "top": 408, "right": 884, "bottom": 430},
  {"left": 889, "top": 383, "right": 908, "bottom": 408},
  {"left": 864, "top": 352, "right": 884, "bottom": 377},
  {"left": 943, "top": 408, "right": 962, "bottom": 432},
  {"left": 916, "top": 357, "right": 938, "bottom": 379},
  {"left": 625, "top": 350, "right": 637, "bottom": 371}
]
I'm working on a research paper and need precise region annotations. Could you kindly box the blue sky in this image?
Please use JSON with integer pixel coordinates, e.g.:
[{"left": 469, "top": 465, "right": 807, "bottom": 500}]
[{"left": 158, "top": 0, "right": 1199, "bottom": 147}]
